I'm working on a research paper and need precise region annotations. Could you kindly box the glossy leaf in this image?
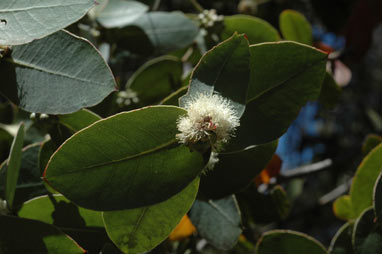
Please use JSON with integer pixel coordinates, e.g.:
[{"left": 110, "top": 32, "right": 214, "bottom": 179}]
[
  {"left": 180, "top": 33, "right": 250, "bottom": 117},
  {"left": 333, "top": 195, "right": 356, "bottom": 221},
  {"left": 199, "top": 141, "right": 277, "bottom": 199},
  {"left": 229, "top": 41, "right": 327, "bottom": 150},
  {"left": 103, "top": 178, "right": 199, "bottom": 254},
  {"left": 221, "top": 15, "right": 280, "bottom": 44},
  {"left": 189, "top": 195, "right": 242, "bottom": 250},
  {"left": 19, "top": 194, "right": 103, "bottom": 227},
  {"left": 328, "top": 222, "right": 354, "bottom": 254},
  {"left": 0, "top": 215, "right": 85, "bottom": 253},
  {"left": 319, "top": 72, "right": 341, "bottom": 109},
  {"left": 44, "top": 106, "right": 206, "bottom": 211},
  {"left": 160, "top": 86, "right": 188, "bottom": 106},
  {"left": 5, "top": 123, "right": 24, "bottom": 209},
  {"left": 0, "top": 30, "right": 116, "bottom": 114},
  {"left": 352, "top": 207, "right": 382, "bottom": 254},
  {"left": 279, "top": 10, "right": 313, "bottom": 45},
  {"left": 96, "top": 0, "right": 148, "bottom": 28},
  {"left": 58, "top": 109, "right": 101, "bottom": 133},
  {"left": 373, "top": 173, "right": 382, "bottom": 221},
  {"left": 0, "top": 0, "right": 95, "bottom": 45},
  {"left": 127, "top": 56, "right": 183, "bottom": 105},
  {"left": 256, "top": 230, "right": 327, "bottom": 254}
]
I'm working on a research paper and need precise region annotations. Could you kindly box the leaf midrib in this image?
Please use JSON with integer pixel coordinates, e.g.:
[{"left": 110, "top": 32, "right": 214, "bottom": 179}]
[
  {"left": 246, "top": 55, "right": 327, "bottom": 104},
  {"left": 47, "top": 138, "right": 178, "bottom": 178}
]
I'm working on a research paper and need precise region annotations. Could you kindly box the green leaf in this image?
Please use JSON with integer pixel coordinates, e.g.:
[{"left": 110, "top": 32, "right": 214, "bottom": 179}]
[
  {"left": 221, "top": 15, "right": 280, "bottom": 44},
  {"left": 180, "top": 33, "right": 250, "bottom": 117},
  {"left": 362, "top": 134, "right": 382, "bottom": 156},
  {"left": 279, "top": 10, "right": 313, "bottom": 45},
  {"left": 5, "top": 123, "right": 24, "bottom": 209},
  {"left": 333, "top": 195, "right": 356, "bottom": 221},
  {"left": 103, "top": 177, "right": 199, "bottom": 254},
  {"left": 351, "top": 144, "right": 382, "bottom": 218},
  {"left": 0, "top": 215, "right": 85, "bottom": 253},
  {"left": 319, "top": 72, "right": 341, "bottom": 109},
  {"left": 373, "top": 173, "right": 382, "bottom": 221},
  {"left": 0, "top": 30, "right": 116, "bottom": 114},
  {"left": 352, "top": 207, "right": 382, "bottom": 254},
  {"left": 229, "top": 41, "right": 327, "bottom": 150},
  {"left": 329, "top": 222, "right": 354, "bottom": 254},
  {"left": 96, "top": 0, "right": 148, "bottom": 28},
  {"left": 19, "top": 194, "right": 103, "bottom": 228},
  {"left": 58, "top": 109, "right": 101, "bottom": 133},
  {"left": 159, "top": 86, "right": 188, "bottom": 106},
  {"left": 130, "top": 12, "right": 199, "bottom": 54},
  {"left": 256, "top": 230, "right": 327, "bottom": 254},
  {"left": 189, "top": 195, "right": 242, "bottom": 250},
  {"left": 1, "top": 144, "right": 47, "bottom": 207},
  {"left": 199, "top": 141, "right": 277, "bottom": 199},
  {"left": 0, "top": 0, "right": 95, "bottom": 45},
  {"left": 44, "top": 106, "right": 206, "bottom": 211},
  {"left": 127, "top": 56, "right": 183, "bottom": 105},
  {"left": 0, "top": 127, "right": 13, "bottom": 163},
  {"left": 333, "top": 144, "right": 382, "bottom": 220}
]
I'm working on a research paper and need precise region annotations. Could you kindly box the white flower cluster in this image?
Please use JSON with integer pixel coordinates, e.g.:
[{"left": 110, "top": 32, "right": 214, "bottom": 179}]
[
  {"left": 198, "top": 9, "right": 224, "bottom": 28},
  {"left": 177, "top": 93, "right": 240, "bottom": 150},
  {"left": 116, "top": 88, "right": 139, "bottom": 107}
]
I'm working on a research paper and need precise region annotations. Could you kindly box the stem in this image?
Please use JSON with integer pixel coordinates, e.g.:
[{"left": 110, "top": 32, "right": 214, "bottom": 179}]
[
  {"left": 190, "top": 0, "right": 204, "bottom": 12},
  {"left": 279, "top": 159, "right": 333, "bottom": 180}
]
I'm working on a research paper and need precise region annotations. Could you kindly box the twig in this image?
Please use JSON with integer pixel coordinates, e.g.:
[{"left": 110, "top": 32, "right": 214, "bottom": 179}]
[
  {"left": 279, "top": 159, "right": 333, "bottom": 180},
  {"left": 318, "top": 179, "right": 352, "bottom": 205},
  {"left": 189, "top": 0, "right": 204, "bottom": 12}
]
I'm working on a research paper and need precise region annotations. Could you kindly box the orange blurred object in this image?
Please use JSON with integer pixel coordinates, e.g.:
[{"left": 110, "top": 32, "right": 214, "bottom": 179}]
[
  {"left": 168, "top": 214, "right": 196, "bottom": 241},
  {"left": 255, "top": 154, "right": 282, "bottom": 186}
]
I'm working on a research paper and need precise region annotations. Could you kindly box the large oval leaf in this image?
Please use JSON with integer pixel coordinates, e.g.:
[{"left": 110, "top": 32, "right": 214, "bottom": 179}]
[
  {"left": 180, "top": 33, "right": 250, "bottom": 117},
  {"left": 0, "top": 30, "right": 116, "bottom": 114},
  {"left": 0, "top": 0, "right": 95, "bottom": 45},
  {"left": 228, "top": 41, "right": 327, "bottom": 150},
  {"left": 44, "top": 106, "right": 205, "bottom": 211},
  {"left": 19, "top": 194, "right": 104, "bottom": 228},
  {"left": 96, "top": 0, "right": 148, "bottom": 28},
  {"left": 0, "top": 215, "right": 85, "bottom": 253},
  {"left": 199, "top": 141, "right": 277, "bottom": 199},
  {"left": 221, "top": 15, "right": 280, "bottom": 44},
  {"left": 256, "top": 230, "right": 327, "bottom": 254},
  {"left": 103, "top": 177, "right": 199, "bottom": 254},
  {"left": 328, "top": 222, "right": 354, "bottom": 254}
]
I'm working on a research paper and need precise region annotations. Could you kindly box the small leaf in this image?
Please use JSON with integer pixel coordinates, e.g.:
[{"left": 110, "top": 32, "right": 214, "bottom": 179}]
[
  {"left": 180, "top": 33, "right": 250, "bottom": 117},
  {"left": 127, "top": 56, "right": 183, "bottom": 105},
  {"left": 279, "top": 10, "right": 313, "bottom": 45},
  {"left": 5, "top": 123, "right": 24, "bottom": 209},
  {"left": 0, "top": 215, "right": 85, "bottom": 253},
  {"left": 256, "top": 230, "right": 327, "bottom": 254},
  {"left": 328, "top": 222, "right": 354, "bottom": 254},
  {"left": 333, "top": 195, "right": 356, "bottom": 221},
  {"left": 103, "top": 177, "right": 199, "bottom": 254},
  {"left": 221, "top": 15, "right": 280, "bottom": 44},
  {"left": 44, "top": 106, "right": 206, "bottom": 211},
  {"left": 0, "top": 0, "right": 95, "bottom": 45},
  {"left": 0, "top": 30, "right": 116, "bottom": 114},
  {"left": 228, "top": 41, "right": 327, "bottom": 150},
  {"left": 189, "top": 195, "right": 242, "bottom": 250},
  {"left": 96, "top": 0, "right": 148, "bottom": 28},
  {"left": 199, "top": 141, "right": 277, "bottom": 199}
]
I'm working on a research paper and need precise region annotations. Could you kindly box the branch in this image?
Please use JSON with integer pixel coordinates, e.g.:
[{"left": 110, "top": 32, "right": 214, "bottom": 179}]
[{"left": 279, "top": 159, "right": 333, "bottom": 180}]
